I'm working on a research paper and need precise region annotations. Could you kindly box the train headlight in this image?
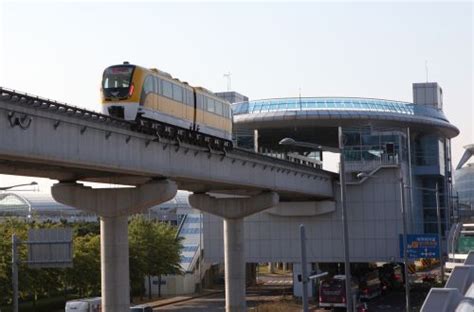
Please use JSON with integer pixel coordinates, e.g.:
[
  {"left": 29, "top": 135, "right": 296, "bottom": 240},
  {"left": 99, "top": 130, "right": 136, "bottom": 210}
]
[{"left": 128, "top": 83, "right": 135, "bottom": 97}]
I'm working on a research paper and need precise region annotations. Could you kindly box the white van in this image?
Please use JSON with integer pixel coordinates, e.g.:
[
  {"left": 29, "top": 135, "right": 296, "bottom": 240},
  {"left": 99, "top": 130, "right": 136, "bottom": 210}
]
[{"left": 65, "top": 297, "right": 101, "bottom": 312}]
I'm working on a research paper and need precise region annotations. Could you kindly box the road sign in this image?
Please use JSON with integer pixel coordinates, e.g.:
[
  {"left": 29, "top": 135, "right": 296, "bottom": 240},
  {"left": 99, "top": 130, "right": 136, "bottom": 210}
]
[
  {"left": 27, "top": 228, "right": 73, "bottom": 268},
  {"left": 399, "top": 234, "right": 439, "bottom": 259}
]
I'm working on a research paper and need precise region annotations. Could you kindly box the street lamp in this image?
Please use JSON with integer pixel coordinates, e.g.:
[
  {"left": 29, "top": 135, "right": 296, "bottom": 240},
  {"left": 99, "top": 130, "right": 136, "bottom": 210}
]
[
  {"left": 279, "top": 126, "right": 353, "bottom": 312},
  {"left": 0, "top": 181, "right": 38, "bottom": 191}
]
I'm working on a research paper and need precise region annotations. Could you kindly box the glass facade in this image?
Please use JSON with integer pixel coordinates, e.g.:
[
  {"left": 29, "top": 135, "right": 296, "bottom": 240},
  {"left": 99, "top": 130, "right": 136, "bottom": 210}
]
[
  {"left": 418, "top": 178, "right": 447, "bottom": 235},
  {"left": 342, "top": 126, "right": 407, "bottom": 163},
  {"left": 414, "top": 135, "right": 444, "bottom": 167}
]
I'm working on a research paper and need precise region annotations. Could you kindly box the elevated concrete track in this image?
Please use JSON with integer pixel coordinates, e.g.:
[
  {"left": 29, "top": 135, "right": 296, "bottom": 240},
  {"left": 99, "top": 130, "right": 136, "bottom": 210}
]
[{"left": 0, "top": 87, "right": 335, "bottom": 201}]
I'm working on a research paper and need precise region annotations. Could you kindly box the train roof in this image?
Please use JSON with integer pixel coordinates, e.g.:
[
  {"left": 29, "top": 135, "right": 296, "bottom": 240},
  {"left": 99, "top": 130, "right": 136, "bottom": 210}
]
[{"left": 107, "top": 63, "right": 230, "bottom": 103}]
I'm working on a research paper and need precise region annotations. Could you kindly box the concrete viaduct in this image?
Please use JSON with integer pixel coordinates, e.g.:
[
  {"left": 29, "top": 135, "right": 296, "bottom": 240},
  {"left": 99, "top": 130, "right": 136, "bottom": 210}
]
[{"left": 0, "top": 88, "right": 336, "bottom": 312}]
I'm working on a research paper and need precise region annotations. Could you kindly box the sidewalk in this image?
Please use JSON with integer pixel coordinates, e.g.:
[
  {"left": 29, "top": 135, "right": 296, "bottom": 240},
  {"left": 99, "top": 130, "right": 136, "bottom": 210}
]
[{"left": 132, "top": 289, "right": 224, "bottom": 308}]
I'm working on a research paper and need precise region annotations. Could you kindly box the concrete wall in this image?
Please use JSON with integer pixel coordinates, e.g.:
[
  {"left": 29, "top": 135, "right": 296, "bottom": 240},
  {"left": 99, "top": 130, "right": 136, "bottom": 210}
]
[
  {"left": 203, "top": 167, "right": 404, "bottom": 263},
  {"left": 147, "top": 272, "right": 199, "bottom": 296}
]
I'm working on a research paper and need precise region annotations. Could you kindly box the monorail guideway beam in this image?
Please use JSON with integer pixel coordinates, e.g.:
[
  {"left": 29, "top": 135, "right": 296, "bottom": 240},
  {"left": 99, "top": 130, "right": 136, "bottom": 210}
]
[
  {"left": 52, "top": 180, "right": 177, "bottom": 312},
  {"left": 189, "top": 192, "right": 279, "bottom": 312}
]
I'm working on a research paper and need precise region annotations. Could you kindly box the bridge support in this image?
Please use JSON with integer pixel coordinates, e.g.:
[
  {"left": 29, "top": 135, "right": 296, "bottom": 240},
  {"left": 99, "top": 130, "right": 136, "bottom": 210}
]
[
  {"left": 189, "top": 192, "right": 279, "bottom": 312},
  {"left": 52, "top": 180, "right": 177, "bottom": 312}
]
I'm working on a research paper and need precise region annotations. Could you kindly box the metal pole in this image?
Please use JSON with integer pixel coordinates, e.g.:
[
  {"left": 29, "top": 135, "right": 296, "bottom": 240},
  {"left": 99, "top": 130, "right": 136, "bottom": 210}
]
[
  {"left": 406, "top": 127, "right": 415, "bottom": 233},
  {"left": 399, "top": 174, "right": 410, "bottom": 312},
  {"left": 12, "top": 234, "right": 19, "bottom": 312},
  {"left": 338, "top": 126, "right": 352, "bottom": 312},
  {"left": 199, "top": 212, "right": 202, "bottom": 289},
  {"left": 435, "top": 183, "right": 444, "bottom": 283},
  {"left": 300, "top": 224, "right": 309, "bottom": 312}
]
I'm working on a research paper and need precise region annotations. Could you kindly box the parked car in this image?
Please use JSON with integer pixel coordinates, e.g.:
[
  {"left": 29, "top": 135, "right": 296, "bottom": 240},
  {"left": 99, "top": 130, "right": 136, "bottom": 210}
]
[
  {"left": 65, "top": 297, "right": 101, "bottom": 312},
  {"left": 359, "top": 270, "right": 382, "bottom": 300},
  {"left": 379, "top": 263, "right": 403, "bottom": 292}
]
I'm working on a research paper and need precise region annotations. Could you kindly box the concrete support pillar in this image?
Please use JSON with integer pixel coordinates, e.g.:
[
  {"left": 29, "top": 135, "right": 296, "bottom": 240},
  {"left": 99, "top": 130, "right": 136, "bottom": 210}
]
[
  {"left": 189, "top": 192, "right": 279, "bottom": 312},
  {"left": 224, "top": 218, "right": 245, "bottom": 309},
  {"left": 101, "top": 215, "right": 129, "bottom": 311},
  {"left": 52, "top": 180, "right": 177, "bottom": 312}
]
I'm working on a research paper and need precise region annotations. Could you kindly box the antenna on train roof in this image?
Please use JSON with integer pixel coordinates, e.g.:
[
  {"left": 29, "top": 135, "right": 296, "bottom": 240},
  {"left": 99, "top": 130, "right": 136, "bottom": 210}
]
[{"left": 123, "top": 61, "right": 130, "bottom": 65}]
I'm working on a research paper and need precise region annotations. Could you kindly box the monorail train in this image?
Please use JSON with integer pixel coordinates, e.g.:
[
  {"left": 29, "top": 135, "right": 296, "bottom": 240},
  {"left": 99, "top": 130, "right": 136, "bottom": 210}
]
[{"left": 100, "top": 62, "right": 232, "bottom": 142}]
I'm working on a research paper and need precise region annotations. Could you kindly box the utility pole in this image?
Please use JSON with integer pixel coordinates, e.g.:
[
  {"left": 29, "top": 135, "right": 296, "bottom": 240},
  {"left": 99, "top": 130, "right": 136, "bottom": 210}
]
[
  {"left": 12, "top": 234, "right": 19, "bottom": 312},
  {"left": 339, "top": 126, "right": 352, "bottom": 312},
  {"left": 400, "top": 175, "right": 411, "bottom": 312},
  {"left": 435, "top": 183, "right": 445, "bottom": 283}
]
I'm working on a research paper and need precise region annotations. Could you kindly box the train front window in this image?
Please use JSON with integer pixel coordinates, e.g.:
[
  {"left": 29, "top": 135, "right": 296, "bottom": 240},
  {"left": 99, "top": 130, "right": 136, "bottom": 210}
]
[{"left": 102, "top": 66, "right": 135, "bottom": 98}]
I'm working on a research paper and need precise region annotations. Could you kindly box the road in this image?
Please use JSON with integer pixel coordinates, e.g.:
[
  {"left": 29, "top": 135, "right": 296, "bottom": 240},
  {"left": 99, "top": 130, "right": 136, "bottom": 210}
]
[
  {"left": 156, "top": 286, "right": 292, "bottom": 311},
  {"left": 155, "top": 272, "right": 430, "bottom": 312}
]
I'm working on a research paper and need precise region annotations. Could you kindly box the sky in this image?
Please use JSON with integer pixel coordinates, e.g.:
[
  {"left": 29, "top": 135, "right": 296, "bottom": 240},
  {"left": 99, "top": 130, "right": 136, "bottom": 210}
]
[{"left": 0, "top": 0, "right": 472, "bottom": 191}]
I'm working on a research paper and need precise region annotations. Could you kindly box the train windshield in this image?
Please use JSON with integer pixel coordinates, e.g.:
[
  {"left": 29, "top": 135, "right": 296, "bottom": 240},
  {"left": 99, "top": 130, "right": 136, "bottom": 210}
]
[{"left": 103, "top": 66, "right": 134, "bottom": 89}]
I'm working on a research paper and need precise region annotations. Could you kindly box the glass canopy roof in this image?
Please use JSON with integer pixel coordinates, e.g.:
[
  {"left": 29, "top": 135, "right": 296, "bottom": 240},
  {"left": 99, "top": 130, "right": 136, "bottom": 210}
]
[{"left": 232, "top": 97, "right": 448, "bottom": 122}]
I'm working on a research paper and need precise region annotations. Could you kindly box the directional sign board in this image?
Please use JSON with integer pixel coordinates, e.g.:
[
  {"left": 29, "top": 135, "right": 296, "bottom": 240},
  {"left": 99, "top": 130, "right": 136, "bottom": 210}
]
[
  {"left": 399, "top": 234, "right": 439, "bottom": 259},
  {"left": 27, "top": 228, "right": 73, "bottom": 268}
]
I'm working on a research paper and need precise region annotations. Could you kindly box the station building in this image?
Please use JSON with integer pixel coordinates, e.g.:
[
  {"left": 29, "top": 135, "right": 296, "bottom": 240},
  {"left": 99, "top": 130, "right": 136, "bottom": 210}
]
[{"left": 203, "top": 82, "right": 458, "bottom": 272}]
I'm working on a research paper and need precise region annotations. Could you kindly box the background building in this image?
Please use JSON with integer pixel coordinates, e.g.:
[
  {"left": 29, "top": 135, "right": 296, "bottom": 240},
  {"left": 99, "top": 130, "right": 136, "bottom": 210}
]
[{"left": 454, "top": 144, "right": 474, "bottom": 210}]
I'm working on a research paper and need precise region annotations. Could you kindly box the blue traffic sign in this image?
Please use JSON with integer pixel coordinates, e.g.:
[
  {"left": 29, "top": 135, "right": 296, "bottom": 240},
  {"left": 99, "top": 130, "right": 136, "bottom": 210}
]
[{"left": 399, "top": 234, "right": 439, "bottom": 259}]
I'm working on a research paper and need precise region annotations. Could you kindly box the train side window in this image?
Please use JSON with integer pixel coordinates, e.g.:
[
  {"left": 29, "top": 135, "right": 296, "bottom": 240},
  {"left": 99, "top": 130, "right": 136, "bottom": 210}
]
[
  {"left": 198, "top": 94, "right": 206, "bottom": 110},
  {"left": 196, "top": 94, "right": 202, "bottom": 109},
  {"left": 184, "top": 89, "right": 190, "bottom": 106},
  {"left": 173, "top": 84, "right": 183, "bottom": 102},
  {"left": 207, "top": 98, "right": 215, "bottom": 113},
  {"left": 187, "top": 90, "right": 194, "bottom": 106},
  {"left": 143, "top": 76, "right": 154, "bottom": 94},
  {"left": 155, "top": 77, "right": 160, "bottom": 95},
  {"left": 215, "top": 101, "right": 223, "bottom": 116},
  {"left": 162, "top": 80, "right": 173, "bottom": 98}
]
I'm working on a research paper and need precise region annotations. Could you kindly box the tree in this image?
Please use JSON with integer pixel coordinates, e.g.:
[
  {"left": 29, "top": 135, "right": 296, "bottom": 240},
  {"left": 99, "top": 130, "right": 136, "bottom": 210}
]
[
  {"left": 65, "top": 233, "right": 101, "bottom": 297},
  {"left": 129, "top": 216, "right": 183, "bottom": 298},
  {"left": 0, "top": 218, "right": 29, "bottom": 306},
  {"left": 0, "top": 218, "right": 103, "bottom": 307}
]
